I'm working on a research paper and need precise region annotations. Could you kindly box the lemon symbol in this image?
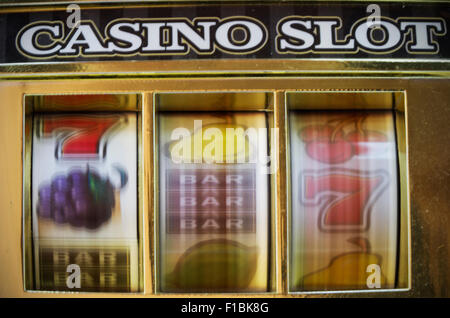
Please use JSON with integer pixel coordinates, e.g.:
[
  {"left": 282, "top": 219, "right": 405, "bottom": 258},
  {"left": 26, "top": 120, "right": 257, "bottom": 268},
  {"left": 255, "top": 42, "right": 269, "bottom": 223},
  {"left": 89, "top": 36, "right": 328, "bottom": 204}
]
[
  {"left": 165, "top": 239, "right": 258, "bottom": 292},
  {"left": 169, "top": 123, "right": 252, "bottom": 164}
]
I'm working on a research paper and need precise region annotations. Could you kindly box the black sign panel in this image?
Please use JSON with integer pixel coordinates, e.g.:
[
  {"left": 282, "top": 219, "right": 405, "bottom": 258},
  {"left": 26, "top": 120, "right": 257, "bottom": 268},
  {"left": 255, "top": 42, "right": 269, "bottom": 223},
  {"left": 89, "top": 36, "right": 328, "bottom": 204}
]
[{"left": 0, "top": 2, "right": 448, "bottom": 64}]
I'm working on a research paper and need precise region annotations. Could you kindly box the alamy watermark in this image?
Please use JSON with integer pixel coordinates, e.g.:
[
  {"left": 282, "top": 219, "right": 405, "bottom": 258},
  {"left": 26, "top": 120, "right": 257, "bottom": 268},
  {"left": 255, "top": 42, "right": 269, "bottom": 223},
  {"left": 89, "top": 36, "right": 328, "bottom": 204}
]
[
  {"left": 66, "top": 4, "right": 81, "bottom": 28},
  {"left": 66, "top": 264, "right": 81, "bottom": 289},
  {"left": 366, "top": 4, "right": 381, "bottom": 29},
  {"left": 170, "top": 120, "right": 279, "bottom": 174},
  {"left": 366, "top": 264, "right": 382, "bottom": 288}
]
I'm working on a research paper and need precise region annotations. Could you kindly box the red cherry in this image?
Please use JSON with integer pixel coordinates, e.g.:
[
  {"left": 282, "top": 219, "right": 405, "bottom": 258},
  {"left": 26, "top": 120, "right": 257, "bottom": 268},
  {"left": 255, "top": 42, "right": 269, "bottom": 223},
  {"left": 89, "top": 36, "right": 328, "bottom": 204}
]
[
  {"left": 300, "top": 125, "right": 343, "bottom": 142},
  {"left": 306, "top": 140, "right": 353, "bottom": 164},
  {"left": 346, "top": 131, "right": 387, "bottom": 155}
]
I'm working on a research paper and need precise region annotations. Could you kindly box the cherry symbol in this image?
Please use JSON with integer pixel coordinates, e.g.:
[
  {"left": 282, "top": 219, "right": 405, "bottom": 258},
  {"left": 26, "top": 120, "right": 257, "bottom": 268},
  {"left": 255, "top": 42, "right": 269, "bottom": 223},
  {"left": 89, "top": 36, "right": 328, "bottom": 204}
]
[
  {"left": 345, "top": 130, "right": 387, "bottom": 155},
  {"left": 300, "top": 118, "right": 354, "bottom": 164},
  {"left": 300, "top": 125, "right": 341, "bottom": 142},
  {"left": 306, "top": 139, "right": 353, "bottom": 164}
]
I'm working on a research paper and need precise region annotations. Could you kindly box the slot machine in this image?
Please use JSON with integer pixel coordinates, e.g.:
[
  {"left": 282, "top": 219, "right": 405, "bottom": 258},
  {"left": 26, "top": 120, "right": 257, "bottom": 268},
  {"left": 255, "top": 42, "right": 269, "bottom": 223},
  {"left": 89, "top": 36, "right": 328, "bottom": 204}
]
[{"left": 0, "top": 0, "right": 448, "bottom": 298}]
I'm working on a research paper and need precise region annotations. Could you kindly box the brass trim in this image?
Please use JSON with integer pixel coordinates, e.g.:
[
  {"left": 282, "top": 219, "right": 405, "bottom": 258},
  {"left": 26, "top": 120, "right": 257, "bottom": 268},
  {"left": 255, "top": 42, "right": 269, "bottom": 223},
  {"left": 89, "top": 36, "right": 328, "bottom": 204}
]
[
  {"left": 22, "top": 98, "right": 33, "bottom": 291},
  {"left": 143, "top": 92, "right": 153, "bottom": 294},
  {"left": 1, "top": 60, "right": 449, "bottom": 79},
  {"left": 152, "top": 92, "right": 160, "bottom": 293},
  {"left": 274, "top": 91, "right": 287, "bottom": 294},
  {"left": 395, "top": 104, "right": 411, "bottom": 290}
]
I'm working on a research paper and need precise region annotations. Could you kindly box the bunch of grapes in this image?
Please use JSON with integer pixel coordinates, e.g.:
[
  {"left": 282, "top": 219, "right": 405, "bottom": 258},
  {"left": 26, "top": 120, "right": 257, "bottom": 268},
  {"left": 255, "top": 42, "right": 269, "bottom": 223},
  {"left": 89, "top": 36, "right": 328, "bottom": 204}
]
[{"left": 37, "top": 168, "right": 115, "bottom": 229}]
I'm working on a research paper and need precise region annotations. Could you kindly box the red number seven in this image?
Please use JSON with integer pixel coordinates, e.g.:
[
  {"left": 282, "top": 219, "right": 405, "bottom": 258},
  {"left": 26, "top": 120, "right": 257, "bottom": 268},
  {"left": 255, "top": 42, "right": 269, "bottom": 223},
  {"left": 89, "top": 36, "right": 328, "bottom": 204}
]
[
  {"left": 40, "top": 115, "right": 123, "bottom": 159},
  {"left": 301, "top": 170, "right": 389, "bottom": 232}
]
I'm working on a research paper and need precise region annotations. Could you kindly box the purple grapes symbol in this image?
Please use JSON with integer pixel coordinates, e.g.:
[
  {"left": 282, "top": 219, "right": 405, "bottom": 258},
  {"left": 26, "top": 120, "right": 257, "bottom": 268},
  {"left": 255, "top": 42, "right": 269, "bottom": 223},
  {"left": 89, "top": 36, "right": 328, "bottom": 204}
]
[{"left": 37, "top": 166, "right": 127, "bottom": 229}]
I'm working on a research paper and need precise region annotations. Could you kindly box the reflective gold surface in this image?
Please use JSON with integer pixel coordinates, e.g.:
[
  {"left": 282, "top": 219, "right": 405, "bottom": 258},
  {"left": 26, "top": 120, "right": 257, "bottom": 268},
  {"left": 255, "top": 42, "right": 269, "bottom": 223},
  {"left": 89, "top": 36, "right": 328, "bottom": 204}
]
[
  {"left": 0, "top": 75, "right": 448, "bottom": 297},
  {"left": 1, "top": 59, "right": 449, "bottom": 79},
  {"left": 0, "top": 0, "right": 448, "bottom": 299}
]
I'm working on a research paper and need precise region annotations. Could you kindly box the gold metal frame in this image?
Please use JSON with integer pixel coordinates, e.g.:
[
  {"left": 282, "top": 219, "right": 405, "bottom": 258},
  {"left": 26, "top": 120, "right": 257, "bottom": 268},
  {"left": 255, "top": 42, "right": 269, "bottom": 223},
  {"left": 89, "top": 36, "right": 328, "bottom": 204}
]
[
  {"left": 0, "top": 73, "right": 448, "bottom": 297},
  {"left": 284, "top": 90, "right": 409, "bottom": 294},
  {"left": 0, "top": 0, "right": 448, "bottom": 299},
  {"left": 1, "top": 59, "right": 449, "bottom": 79},
  {"left": 152, "top": 91, "right": 277, "bottom": 294}
]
